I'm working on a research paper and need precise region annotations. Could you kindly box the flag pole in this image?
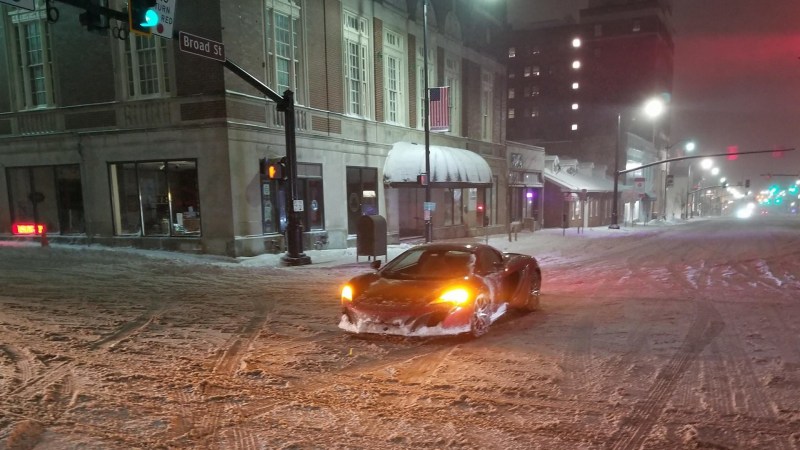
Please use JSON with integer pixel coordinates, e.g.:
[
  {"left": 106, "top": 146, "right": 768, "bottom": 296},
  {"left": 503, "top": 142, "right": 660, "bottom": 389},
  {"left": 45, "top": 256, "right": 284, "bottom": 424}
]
[{"left": 423, "top": 0, "right": 432, "bottom": 243}]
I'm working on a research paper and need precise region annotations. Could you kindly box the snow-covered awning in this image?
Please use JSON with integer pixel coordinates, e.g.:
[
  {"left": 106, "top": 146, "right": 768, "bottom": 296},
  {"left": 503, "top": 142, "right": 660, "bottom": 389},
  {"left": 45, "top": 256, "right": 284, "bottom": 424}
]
[
  {"left": 383, "top": 142, "right": 492, "bottom": 187},
  {"left": 544, "top": 166, "right": 614, "bottom": 193}
]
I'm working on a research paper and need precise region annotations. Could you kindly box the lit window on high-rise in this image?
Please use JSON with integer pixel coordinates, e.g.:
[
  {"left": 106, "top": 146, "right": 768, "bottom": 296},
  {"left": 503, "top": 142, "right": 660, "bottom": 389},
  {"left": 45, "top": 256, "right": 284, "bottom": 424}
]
[
  {"left": 572, "top": 82, "right": 579, "bottom": 90},
  {"left": 508, "top": 47, "right": 516, "bottom": 58},
  {"left": 572, "top": 60, "right": 581, "bottom": 69},
  {"left": 572, "top": 38, "right": 581, "bottom": 48},
  {"left": 571, "top": 123, "right": 578, "bottom": 131},
  {"left": 572, "top": 103, "right": 579, "bottom": 110}
]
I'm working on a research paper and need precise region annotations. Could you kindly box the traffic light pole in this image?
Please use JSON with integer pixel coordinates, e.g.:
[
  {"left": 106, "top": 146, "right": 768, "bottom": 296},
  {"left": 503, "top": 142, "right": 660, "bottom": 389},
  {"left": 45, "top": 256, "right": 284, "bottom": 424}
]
[{"left": 223, "top": 59, "right": 311, "bottom": 266}]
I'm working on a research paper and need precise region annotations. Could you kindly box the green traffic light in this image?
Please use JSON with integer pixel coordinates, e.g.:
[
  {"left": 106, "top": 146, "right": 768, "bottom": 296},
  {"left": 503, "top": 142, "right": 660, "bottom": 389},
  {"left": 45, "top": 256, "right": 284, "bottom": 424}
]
[{"left": 141, "top": 9, "right": 159, "bottom": 27}]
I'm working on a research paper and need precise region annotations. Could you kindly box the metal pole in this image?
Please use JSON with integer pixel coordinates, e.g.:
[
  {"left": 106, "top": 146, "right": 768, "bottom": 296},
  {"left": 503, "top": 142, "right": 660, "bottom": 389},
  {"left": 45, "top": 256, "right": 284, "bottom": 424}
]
[
  {"left": 423, "top": 0, "right": 432, "bottom": 243},
  {"left": 609, "top": 112, "right": 621, "bottom": 229},
  {"left": 279, "top": 90, "right": 311, "bottom": 266}
]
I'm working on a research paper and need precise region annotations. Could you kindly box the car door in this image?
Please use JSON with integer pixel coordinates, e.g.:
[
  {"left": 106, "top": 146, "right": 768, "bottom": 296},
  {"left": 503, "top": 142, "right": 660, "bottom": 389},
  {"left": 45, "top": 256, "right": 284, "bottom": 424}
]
[{"left": 474, "top": 247, "right": 507, "bottom": 308}]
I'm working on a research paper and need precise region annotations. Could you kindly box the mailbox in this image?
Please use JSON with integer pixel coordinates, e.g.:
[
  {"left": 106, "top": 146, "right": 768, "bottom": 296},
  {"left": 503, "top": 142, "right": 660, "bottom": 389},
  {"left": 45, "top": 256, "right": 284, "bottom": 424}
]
[{"left": 357, "top": 215, "right": 387, "bottom": 261}]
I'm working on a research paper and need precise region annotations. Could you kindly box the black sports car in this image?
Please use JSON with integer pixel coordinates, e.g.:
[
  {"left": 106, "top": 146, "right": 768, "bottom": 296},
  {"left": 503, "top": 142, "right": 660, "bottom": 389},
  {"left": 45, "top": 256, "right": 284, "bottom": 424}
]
[{"left": 339, "top": 243, "right": 542, "bottom": 337}]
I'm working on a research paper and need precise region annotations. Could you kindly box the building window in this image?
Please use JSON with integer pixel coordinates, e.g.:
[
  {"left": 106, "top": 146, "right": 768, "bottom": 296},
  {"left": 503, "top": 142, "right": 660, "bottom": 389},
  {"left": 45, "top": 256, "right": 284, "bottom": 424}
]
[
  {"left": 572, "top": 38, "right": 581, "bottom": 48},
  {"left": 417, "top": 45, "right": 436, "bottom": 129},
  {"left": 508, "top": 108, "right": 515, "bottom": 119},
  {"left": 531, "top": 46, "right": 541, "bottom": 55},
  {"left": 7, "top": 10, "right": 55, "bottom": 109},
  {"left": 297, "top": 163, "right": 324, "bottom": 230},
  {"left": 530, "top": 108, "right": 539, "bottom": 118},
  {"left": 633, "top": 20, "right": 641, "bottom": 32},
  {"left": 532, "top": 86, "right": 540, "bottom": 96},
  {"left": 508, "top": 72, "right": 515, "bottom": 79},
  {"left": 571, "top": 123, "right": 578, "bottom": 131},
  {"left": 343, "top": 10, "right": 371, "bottom": 118},
  {"left": 6, "top": 165, "right": 85, "bottom": 235},
  {"left": 508, "top": 47, "right": 516, "bottom": 58},
  {"left": 572, "top": 103, "right": 579, "bottom": 110},
  {"left": 346, "top": 166, "right": 378, "bottom": 234},
  {"left": 572, "top": 60, "right": 581, "bottom": 70},
  {"left": 524, "top": 66, "right": 531, "bottom": 77},
  {"left": 572, "top": 82, "right": 580, "bottom": 90},
  {"left": 508, "top": 88, "right": 515, "bottom": 99},
  {"left": 384, "top": 29, "right": 406, "bottom": 125},
  {"left": 123, "top": 35, "right": 172, "bottom": 98},
  {"left": 444, "top": 55, "right": 461, "bottom": 135},
  {"left": 480, "top": 70, "right": 493, "bottom": 141},
  {"left": 109, "top": 160, "right": 200, "bottom": 236},
  {"left": 444, "top": 188, "right": 463, "bottom": 226},
  {"left": 265, "top": 0, "right": 305, "bottom": 104}
]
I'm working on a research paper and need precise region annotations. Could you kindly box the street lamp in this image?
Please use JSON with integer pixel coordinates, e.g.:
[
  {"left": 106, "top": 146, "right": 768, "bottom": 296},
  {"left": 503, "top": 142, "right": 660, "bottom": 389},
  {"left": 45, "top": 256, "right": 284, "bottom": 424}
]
[{"left": 609, "top": 96, "right": 666, "bottom": 229}]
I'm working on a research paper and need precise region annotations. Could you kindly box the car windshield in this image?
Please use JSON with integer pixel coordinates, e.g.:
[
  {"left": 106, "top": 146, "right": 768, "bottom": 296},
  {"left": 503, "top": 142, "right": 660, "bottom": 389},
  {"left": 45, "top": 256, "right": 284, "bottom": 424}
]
[{"left": 382, "top": 248, "right": 475, "bottom": 280}]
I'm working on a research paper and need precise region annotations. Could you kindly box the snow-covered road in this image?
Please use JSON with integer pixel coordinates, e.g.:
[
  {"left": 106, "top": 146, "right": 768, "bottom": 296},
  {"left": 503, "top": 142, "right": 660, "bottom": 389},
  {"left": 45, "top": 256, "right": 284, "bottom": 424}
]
[{"left": 1, "top": 217, "right": 799, "bottom": 449}]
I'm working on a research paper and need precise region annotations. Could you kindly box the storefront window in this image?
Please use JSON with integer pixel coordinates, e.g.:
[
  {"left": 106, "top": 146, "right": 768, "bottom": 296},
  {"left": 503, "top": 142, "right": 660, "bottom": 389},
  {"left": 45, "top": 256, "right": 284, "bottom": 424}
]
[
  {"left": 6, "top": 164, "right": 84, "bottom": 235},
  {"left": 109, "top": 160, "right": 200, "bottom": 237}
]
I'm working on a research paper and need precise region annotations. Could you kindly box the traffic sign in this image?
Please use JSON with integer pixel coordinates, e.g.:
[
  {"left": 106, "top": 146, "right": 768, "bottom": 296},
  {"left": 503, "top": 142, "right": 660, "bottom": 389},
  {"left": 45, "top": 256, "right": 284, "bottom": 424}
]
[
  {"left": 152, "top": 0, "right": 176, "bottom": 39},
  {"left": 178, "top": 31, "right": 225, "bottom": 62},
  {"left": 0, "top": 0, "right": 35, "bottom": 11}
]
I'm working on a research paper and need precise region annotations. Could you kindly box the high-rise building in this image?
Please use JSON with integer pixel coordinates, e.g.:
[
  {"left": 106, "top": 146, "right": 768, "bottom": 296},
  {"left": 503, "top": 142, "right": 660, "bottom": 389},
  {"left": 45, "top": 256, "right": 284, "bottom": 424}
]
[{"left": 505, "top": 0, "right": 674, "bottom": 201}]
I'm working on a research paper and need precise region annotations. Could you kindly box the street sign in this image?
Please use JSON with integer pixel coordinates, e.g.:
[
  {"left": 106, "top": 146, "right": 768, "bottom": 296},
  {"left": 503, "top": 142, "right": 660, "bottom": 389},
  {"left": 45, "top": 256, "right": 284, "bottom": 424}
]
[
  {"left": 423, "top": 202, "right": 436, "bottom": 211},
  {"left": 0, "top": 0, "right": 35, "bottom": 11},
  {"left": 178, "top": 31, "right": 225, "bottom": 62},
  {"left": 293, "top": 200, "right": 304, "bottom": 212},
  {"left": 152, "top": 0, "right": 176, "bottom": 39},
  {"left": 634, "top": 177, "right": 646, "bottom": 193}
]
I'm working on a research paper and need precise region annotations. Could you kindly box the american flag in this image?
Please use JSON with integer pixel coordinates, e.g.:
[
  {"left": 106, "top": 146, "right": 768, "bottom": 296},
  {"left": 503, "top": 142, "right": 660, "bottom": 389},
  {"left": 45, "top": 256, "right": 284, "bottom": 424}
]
[{"left": 428, "top": 86, "right": 450, "bottom": 132}]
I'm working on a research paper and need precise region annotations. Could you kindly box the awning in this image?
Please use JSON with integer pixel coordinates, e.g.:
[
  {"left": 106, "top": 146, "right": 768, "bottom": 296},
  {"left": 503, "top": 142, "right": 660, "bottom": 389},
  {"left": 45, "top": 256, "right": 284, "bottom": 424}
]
[
  {"left": 383, "top": 142, "right": 492, "bottom": 187},
  {"left": 544, "top": 168, "right": 613, "bottom": 193}
]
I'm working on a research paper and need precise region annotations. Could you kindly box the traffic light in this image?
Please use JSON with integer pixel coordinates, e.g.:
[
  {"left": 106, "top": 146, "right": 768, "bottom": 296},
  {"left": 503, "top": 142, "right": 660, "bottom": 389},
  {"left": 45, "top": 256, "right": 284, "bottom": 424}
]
[
  {"left": 263, "top": 157, "right": 287, "bottom": 180},
  {"left": 726, "top": 145, "right": 739, "bottom": 161},
  {"left": 665, "top": 174, "right": 674, "bottom": 188},
  {"left": 129, "top": 0, "right": 159, "bottom": 36},
  {"left": 417, "top": 173, "right": 428, "bottom": 186}
]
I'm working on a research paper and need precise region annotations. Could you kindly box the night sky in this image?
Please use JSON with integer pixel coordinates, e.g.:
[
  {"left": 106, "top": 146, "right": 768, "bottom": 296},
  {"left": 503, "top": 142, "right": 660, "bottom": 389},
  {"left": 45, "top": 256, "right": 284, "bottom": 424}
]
[{"left": 507, "top": 0, "right": 800, "bottom": 191}]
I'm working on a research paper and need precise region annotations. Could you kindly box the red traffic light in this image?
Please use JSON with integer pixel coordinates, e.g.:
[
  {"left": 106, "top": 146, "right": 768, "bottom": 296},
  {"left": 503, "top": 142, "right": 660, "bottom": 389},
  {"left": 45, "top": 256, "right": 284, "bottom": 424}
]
[{"left": 726, "top": 145, "right": 738, "bottom": 161}]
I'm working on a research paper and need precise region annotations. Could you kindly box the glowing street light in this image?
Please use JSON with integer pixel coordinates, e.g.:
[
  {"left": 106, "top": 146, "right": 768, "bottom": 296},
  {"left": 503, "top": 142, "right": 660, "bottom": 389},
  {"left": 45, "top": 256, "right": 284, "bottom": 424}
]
[{"left": 610, "top": 96, "right": 666, "bottom": 229}]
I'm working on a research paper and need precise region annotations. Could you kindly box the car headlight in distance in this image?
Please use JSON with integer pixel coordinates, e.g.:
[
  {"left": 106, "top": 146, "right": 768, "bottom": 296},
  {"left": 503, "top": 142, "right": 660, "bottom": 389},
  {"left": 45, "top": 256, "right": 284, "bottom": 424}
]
[
  {"left": 341, "top": 285, "right": 354, "bottom": 303},
  {"left": 433, "top": 287, "right": 471, "bottom": 306}
]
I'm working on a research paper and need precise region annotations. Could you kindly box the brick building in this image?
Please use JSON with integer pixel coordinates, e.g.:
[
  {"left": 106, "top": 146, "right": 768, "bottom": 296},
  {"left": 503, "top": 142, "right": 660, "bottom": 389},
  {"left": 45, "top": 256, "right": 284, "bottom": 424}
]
[{"left": 0, "top": 0, "right": 511, "bottom": 256}]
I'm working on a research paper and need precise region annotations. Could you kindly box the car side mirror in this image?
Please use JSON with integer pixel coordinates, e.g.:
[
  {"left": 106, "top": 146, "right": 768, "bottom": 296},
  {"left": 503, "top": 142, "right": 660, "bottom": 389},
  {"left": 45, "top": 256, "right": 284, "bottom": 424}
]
[{"left": 370, "top": 260, "right": 382, "bottom": 270}]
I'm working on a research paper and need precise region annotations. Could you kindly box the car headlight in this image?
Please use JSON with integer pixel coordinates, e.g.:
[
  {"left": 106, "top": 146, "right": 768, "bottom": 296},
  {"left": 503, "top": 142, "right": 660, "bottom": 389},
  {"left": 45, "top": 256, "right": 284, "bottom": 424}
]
[
  {"left": 341, "top": 285, "right": 354, "bottom": 303},
  {"left": 432, "top": 287, "right": 471, "bottom": 306}
]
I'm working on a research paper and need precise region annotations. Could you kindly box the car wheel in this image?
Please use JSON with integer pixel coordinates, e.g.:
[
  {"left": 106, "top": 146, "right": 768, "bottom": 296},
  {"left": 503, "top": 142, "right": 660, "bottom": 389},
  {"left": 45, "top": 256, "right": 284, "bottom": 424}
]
[
  {"left": 525, "top": 270, "right": 541, "bottom": 311},
  {"left": 470, "top": 293, "right": 492, "bottom": 337}
]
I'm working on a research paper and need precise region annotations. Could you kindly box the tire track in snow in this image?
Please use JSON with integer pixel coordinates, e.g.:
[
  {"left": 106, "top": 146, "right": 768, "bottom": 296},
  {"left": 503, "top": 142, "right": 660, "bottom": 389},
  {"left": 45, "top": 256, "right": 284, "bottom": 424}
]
[
  {"left": 557, "top": 311, "right": 595, "bottom": 399},
  {"left": 164, "top": 296, "right": 272, "bottom": 450},
  {"left": 607, "top": 301, "right": 724, "bottom": 450},
  {"left": 0, "top": 343, "right": 36, "bottom": 395},
  {"left": 85, "top": 306, "right": 166, "bottom": 351}
]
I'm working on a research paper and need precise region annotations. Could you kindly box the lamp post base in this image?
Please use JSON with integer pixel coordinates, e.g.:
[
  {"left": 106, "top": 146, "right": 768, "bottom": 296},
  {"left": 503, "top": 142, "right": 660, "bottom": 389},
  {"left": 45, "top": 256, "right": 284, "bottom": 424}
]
[{"left": 281, "top": 253, "right": 312, "bottom": 266}]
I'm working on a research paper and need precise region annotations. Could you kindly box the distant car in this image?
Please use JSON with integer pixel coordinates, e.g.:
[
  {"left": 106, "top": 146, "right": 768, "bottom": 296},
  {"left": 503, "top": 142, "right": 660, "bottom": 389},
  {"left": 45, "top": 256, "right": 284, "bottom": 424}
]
[{"left": 338, "top": 243, "right": 542, "bottom": 338}]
